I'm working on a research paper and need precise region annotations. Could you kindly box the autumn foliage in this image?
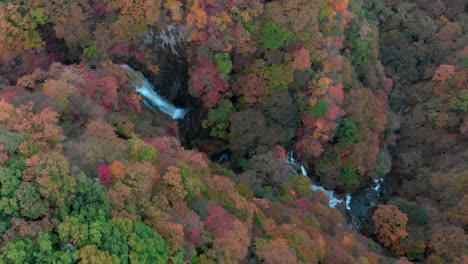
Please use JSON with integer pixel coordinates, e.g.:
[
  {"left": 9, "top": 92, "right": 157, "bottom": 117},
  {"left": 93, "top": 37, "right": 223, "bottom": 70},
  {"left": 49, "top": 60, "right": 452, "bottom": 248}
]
[
  {"left": 372, "top": 205, "right": 408, "bottom": 253},
  {"left": 188, "top": 59, "right": 230, "bottom": 108},
  {"left": 0, "top": 0, "right": 466, "bottom": 263}
]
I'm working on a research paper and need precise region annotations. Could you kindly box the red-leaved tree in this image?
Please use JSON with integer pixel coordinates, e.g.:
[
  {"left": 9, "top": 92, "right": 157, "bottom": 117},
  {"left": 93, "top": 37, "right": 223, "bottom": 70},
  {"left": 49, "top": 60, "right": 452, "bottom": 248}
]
[
  {"left": 97, "top": 164, "right": 112, "bottom": 187},
  {"left": 205, "top": 200, "right": 235, "bottom": 238},
  {"left": 189, "top": 59, "right": 230, "bottom": 108}
]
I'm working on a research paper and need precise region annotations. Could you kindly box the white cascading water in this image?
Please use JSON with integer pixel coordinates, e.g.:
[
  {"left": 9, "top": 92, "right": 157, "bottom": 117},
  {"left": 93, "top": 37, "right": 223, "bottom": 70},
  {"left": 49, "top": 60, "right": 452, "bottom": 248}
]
[
  {"left": 121, "top": 66, "right": 384, "bottom": 208},
  {"left": 285, "top": 151, "right": 385, "bottom": 210},
  {"left": 122, "top": 24, "right": 389, "bottom": 213},
  {"left": 345, "top": 194, "right": 352, "bottom": 210},
  {"left": 286, "top": 151, "right": 345, "bottom": 208},
  {"left": 121, "top": 65, "right": 188, "bottom": 120},
  {"left": 372, "top": 178, "right": 384, "bottom": 194},
  {"left": 310, "top": 184, "right": 345, "bottom": 208}
]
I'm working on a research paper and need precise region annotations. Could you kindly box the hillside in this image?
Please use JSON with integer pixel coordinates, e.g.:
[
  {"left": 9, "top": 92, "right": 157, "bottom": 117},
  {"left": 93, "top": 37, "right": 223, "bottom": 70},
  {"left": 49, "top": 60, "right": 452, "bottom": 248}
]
[{"left": 0, "top": 0, "right": 466, "bottom": 263}]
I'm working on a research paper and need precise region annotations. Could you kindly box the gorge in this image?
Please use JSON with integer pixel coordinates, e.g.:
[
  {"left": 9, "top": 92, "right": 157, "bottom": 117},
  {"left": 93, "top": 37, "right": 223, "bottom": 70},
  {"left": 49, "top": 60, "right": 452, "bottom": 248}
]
[{"left": 0, "top": 0, "right": 465, "bottom": 263}]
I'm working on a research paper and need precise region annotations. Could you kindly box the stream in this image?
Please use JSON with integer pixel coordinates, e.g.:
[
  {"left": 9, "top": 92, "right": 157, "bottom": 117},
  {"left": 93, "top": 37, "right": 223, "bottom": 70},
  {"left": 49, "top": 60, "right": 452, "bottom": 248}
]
[
  {"left": 286, "top": 151, "right": 388, "bottom": 230},
  {"left": 124, "top": 64, "right": 390, "bottom": 231}
]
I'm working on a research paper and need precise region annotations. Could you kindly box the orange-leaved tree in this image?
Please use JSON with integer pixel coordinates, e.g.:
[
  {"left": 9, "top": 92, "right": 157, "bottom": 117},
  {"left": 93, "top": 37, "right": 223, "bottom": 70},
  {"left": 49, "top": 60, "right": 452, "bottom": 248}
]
[{"left": 372, "top": 204, "right": 408, "bottom": 254}]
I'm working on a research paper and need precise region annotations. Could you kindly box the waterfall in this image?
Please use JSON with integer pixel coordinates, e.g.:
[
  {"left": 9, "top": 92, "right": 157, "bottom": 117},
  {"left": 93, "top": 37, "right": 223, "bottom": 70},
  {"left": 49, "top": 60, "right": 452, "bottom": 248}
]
[
  {"left": 284, "top": 151, "right": 386, "bottom": 211},
  {"left": 310, "top": 184, "right": 344, "bottom": 208},
  {"left": 135, "top": 77, "right": 188, "bottom": 119},
  {"left": 372, "top": 178, "right": 384, "bottom": 194},
  {"left": 121, "top": 65, "right": 188, "bottom": 120},
  {"left": 300, "top": 165, "right": 308, "bottom": 177},
  {"left": 285, "top": 151, "right": 345, "bottom": 208},
  {"left": 285, "top": 151, "right": 391, "bottom": 232},
  {"left": 345, "top": 194, "right": 352, "bottom": 210}
]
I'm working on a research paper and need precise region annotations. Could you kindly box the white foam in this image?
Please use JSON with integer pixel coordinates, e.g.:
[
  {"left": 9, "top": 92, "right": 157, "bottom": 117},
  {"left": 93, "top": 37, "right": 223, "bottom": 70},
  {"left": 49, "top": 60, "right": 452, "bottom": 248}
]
[
  {"left": 311, "top": 184, "right": 344, "bottom": 208},
  {"left": 122, "top": 65, "right": 188, "bottom": 120},
  {"left": 372, "top": 178, "right": 384, "bottom": 193},
  {"left": 286, "top": 151, "right": 296, "bottom": 166},
  {"left": 345, "top": 193, "right": 352, "bottom": 210},
  {"left": 300, "top": 165, "right": 308, "bottom": 177},
  {"left": 285, "top": 151, "right": 344, "bottom": 208}
]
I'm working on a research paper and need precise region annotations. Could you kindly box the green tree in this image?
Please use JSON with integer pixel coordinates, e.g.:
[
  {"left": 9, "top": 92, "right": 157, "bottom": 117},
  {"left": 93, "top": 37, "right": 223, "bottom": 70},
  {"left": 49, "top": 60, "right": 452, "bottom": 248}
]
[
  {"left": 260, "top": 22, "right": 290, "bottom": 50},
  {"left": 214, "top": 53, "right": 232, "bottom": 77},
  {"left": 128, "top": 221, "right": 170, "bottom": 264},
  {"left": 170, "top": 250, "right": 185, "bottom": 264},
  {"left": 263, "top": 64, "right": 294, "bottom": 91},
  {"left": 15, "top": 182, "right": 48, "bottom": 219},
  {"left": 0, "top": 158, "right": 26, "bottom": 234},
  {"left": 0, "top": 167, "right": 20, "bottom": 221},
  {"left": 3, "top": 156, "right": 26, "bottom": 172},
  {"left": 1, "top": 233, "right": 76, "bottom": 264},
  {"left": 82, "top": 43, "right": 108, "bottom": 65},
  {"left": 70, "top": 173, "right": 111, "bottom": 221},
  {"left": 0, "top": 167, "right": 21, "bottom": 199},
  {"left": 286, "top": 175, "right": 313, "bottom": 198},
  {"left": 180, "top": 165, "right": 206, "bottom": 202},
  {"left": 308, "top": 100, "right": 329, "bottom": 117},
  {"left": 0, "top": 238, "right": 35, "bottom": 264},
  {"left": 202, "top": 99, "right": 233, "bottom": 140},
  {"left": 0, "top": 130, "right": 28, "bottom": 153},
  {"left": 335, "top": 118, "right": 359, "bottom": 146},
  {"left": 340, "top": 163, "right": 359, "bottom": 189},
  {"left": 29, "top": 8, "right": 48, "bottom": 25},
  {"left": 346, "top": 18, "right": 372, "bottom": 65},
  {"left": 450, "top": 90, "right": 468, "bottom": 112},
  {"left": 128, "top": 137, "right": 159, "bottom": 163},
  {"left": 59, "top": 216, "right": 92, "bottom": 247},
  {"left": 0, "top": 4, "right": 48, "bottom": 57},
  {"left": 34, "top": 233, "right": 76, "bottom": 263},
  {"left": 368, "top": 152, "right": 391, "bottom": 178},
  {"left": 102, "top": 218, "right": 133, "bottom": 261}
]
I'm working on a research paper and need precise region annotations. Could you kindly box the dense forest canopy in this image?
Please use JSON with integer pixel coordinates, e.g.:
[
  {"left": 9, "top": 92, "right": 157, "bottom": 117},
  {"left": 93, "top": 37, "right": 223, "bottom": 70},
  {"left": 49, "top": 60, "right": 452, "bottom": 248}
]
[{"left": 0, "top": 0, "right": 466, "bottom": 263}]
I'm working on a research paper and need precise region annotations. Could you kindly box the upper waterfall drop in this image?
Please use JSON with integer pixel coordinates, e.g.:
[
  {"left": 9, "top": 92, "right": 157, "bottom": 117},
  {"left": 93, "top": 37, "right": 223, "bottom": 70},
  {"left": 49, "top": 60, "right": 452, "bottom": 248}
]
[{"left": 121, "top": 64, "right": 188, "bottom": 120}]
